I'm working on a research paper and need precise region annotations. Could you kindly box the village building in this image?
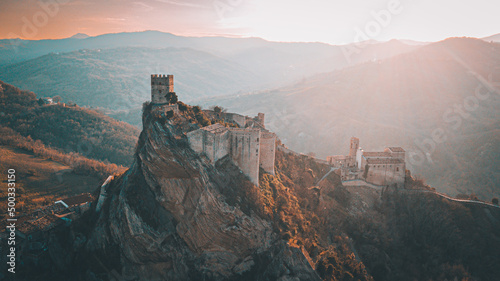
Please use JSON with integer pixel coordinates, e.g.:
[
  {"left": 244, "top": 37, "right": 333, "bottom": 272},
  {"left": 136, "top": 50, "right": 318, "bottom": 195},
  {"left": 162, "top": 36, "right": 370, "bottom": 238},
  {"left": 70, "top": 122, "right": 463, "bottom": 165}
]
[
  {"left": 0, "top": 193, "right": 94, "bottom": 268},
  {"left": 328, "top": 137, "right": 406, "bottom": 188}
]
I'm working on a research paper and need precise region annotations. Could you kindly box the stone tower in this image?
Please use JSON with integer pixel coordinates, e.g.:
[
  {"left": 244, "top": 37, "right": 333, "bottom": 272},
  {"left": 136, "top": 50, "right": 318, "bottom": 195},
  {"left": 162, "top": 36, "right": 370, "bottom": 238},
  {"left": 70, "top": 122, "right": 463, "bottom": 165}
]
[
  {"left": 151, "top": 74, "right": 174, "bottom": 104},
  {"left": 349, "top": 137, "right": 359, "bottom": 157},
  {"left": 256, "top": 113, "right": 265, "bottom": 126}
]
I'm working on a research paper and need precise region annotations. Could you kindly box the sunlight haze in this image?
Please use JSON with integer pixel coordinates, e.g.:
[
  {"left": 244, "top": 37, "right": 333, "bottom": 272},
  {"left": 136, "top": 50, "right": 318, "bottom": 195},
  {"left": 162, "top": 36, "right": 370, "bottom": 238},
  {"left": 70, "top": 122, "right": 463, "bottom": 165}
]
[{"left": 0, "top": 0, "right": 499, "bottom": 43}]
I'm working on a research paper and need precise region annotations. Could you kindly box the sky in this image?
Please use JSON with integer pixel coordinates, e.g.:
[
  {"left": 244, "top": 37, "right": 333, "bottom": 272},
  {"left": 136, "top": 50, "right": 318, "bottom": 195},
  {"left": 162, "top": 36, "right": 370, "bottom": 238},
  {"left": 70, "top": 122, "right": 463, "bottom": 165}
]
[{"left": 0, "top": 0, "right": 499, "bottom": 44}]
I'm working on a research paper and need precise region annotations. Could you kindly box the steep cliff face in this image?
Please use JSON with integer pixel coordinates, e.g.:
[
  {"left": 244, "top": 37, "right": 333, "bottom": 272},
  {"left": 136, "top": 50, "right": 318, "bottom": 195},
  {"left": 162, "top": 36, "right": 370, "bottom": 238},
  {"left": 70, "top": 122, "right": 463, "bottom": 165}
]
[{"left": 84, "top": 105, "right": 320, "bottom": 280}]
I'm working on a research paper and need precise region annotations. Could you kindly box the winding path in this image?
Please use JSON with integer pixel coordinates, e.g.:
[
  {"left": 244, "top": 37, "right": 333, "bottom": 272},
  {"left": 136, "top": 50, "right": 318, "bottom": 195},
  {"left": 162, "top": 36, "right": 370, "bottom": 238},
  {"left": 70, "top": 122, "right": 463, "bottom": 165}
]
[
  {"left": 315, "top": 167, "right": 339, "bottom": 185},
  {"left": 342, "top": 179, "right": 500, "bottom": 209}
]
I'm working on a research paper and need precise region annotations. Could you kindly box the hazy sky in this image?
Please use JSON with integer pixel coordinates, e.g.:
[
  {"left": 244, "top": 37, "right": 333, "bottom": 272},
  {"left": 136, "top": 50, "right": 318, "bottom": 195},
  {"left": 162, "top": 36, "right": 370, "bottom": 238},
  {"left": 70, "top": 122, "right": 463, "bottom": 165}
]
[{"left": 1, "top": 0, "right": 499, "bottom": 44}]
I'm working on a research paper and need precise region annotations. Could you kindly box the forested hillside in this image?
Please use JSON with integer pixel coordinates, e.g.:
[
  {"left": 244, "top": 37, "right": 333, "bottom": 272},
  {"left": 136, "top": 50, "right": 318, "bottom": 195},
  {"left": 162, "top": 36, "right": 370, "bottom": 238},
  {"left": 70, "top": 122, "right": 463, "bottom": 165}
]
[{"left": 0, "top": 80, "right": 139, "bottom": 166}]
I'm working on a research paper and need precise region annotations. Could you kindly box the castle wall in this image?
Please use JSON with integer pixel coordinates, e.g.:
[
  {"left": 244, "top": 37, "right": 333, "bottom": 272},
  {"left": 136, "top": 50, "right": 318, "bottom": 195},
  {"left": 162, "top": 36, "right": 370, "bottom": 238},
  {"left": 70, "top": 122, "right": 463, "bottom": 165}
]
[
  {"left": 327, "top": 155, "right": 346, "bottom": 167},
  {"left": 152, "top": 104, "right": 179, "bottom": 116},
  {"left": 365, "top": 161, "right": 405, "bottom": 188},
  {"left": 187, "top": 124, "right": 230, "bottom": 163},
  {"left": 187, "top": 129, "right": 204, "bottom": 154},
  {"left": 259, "top": 132, "right": 276, "bottom": 175},
  {"left": 202, "top": 111, "right": 247, "bottom": 128},
  {"left": 384, "top": 148, "right": 405, "bottom": 160},
  {"left": 187, "top": 112, "right": 276, "bottom": 187},
  {"left": 230, "top": 128, "right": 261, "bottom": 186},
  {"left": 277, "top": 145, "right": 302, "bottom": 157},
  {"left": 228, "top": 114, "right": 247, "bottom": 128},
  {"left": 212, "top": 130, "right": 230, "bottom": 162}
]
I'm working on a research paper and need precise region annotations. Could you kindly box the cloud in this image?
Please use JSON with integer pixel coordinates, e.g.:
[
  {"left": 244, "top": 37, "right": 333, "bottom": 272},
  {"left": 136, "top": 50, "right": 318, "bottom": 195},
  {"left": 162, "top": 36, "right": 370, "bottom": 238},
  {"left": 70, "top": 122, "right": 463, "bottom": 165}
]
[
  {"left": 151, "top": 0, "right": 208, "bottom": 9},
  {"left": 105, "top": 17, "right": 127, "bottom": 22},
  {"left": 134, "top": 1, "right": 154, "bottom": 11}
]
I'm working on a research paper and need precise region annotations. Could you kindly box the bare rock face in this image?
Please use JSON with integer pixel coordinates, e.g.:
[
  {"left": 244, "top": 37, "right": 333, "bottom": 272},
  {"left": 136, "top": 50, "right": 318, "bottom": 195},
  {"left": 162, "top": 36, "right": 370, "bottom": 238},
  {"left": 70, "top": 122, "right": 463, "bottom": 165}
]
[{"left": 83, "top": 107, "right": 320, "bottom": 280}]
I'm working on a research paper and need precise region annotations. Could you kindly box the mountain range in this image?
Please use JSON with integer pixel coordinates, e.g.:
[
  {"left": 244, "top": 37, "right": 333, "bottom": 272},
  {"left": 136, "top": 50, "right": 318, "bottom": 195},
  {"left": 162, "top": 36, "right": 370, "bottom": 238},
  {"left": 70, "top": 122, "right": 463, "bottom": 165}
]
[{"left": 0, "top": 31, "right": 418, "bottom": 124}]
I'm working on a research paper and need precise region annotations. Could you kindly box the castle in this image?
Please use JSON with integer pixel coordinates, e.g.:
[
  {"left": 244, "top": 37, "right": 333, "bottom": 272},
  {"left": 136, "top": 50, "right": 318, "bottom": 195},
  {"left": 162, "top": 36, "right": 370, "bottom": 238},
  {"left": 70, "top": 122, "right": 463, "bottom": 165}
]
[
  {"left": 151, "top": 75, "right": 404, "bottom": 188},
  {"left": 151, "top": 74, "right": 175, "bottom": 104},
  {"left": 328, "top": 137, "right": 406, "bottom": 188},
  {"left": 151, "top": 74, "right": 276, "bottom": 187}
]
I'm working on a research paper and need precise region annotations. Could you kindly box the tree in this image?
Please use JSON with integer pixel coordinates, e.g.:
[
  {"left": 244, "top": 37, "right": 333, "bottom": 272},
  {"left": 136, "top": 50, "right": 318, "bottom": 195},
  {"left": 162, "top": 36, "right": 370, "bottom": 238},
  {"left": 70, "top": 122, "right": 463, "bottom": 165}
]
[
  {"left": 37, "top": 98, "right": 45, "bottom": 106},
  {"left": 52, "top": 95, "right": 62, "bottom": 103},
  {"left": 307, "top": 152, "right": 316, "bottom": 158},
  {"left": 177, "top": 101, "right": 188, "bottom": 112},
  {"left": 492, "top": 198, "right": 499, "bottom": 205},
  {"left": 165, "top": 92, "right": 178, "bottom": 104},
  {"left": 192, "top": 106, "right": 201, "bottom": 113},
  {"left": 469, "top": 193, "right": 479, "bottom": 201},
  {"left": 210, "top": 105, "right": 226, "bottom": 113}
]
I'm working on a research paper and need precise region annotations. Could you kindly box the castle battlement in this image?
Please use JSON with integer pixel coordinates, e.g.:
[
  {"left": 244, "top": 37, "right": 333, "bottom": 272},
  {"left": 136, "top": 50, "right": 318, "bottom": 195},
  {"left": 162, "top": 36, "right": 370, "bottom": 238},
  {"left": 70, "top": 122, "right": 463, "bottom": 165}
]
[
  {"left": 151, "top": 74, "right": 175, "bottom": 104},
  {"left": 203, "top": 110, "right": 267, "bottom": 129}
]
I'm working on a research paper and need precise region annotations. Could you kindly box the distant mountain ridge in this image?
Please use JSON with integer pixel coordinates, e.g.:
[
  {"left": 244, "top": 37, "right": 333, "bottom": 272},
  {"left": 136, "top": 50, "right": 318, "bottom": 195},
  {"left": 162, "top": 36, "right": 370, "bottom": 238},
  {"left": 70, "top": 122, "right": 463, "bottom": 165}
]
[
  {"left": 0, "top": 30, "right": 416, "bottom": 67},
  {"left": 69, "top": 33, "right": 90, "bottom": 39},
  {"left": 0, "top": 47, "right": 262, "bottom": 113},
  {"left": 0, "top": 31, "right": 419, "bottom": 126},
  {"left": 482, "top": 33, "right": 500, "bottom": 42}
]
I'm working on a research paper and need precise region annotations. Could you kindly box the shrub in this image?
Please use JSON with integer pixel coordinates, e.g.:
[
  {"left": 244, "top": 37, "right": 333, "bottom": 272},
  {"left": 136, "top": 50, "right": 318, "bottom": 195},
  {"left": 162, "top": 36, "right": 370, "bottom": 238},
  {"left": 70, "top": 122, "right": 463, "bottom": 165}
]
[
  {"left": 177, "top": 101, "right": 188, "bottom": 112},
  {"left": 192, "top": 106, "right": 201, "bottom": 113},
  {"left": 165, "top": 92, "right": 178, "bottom": 104}
]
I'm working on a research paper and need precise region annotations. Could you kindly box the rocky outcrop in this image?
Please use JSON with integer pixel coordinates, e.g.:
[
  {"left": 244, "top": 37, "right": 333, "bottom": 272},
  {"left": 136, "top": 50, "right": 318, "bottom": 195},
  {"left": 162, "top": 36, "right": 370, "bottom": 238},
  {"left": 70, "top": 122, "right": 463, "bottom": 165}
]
[{"left": 82, "top": 106, "right": 320, "bottom": 280}]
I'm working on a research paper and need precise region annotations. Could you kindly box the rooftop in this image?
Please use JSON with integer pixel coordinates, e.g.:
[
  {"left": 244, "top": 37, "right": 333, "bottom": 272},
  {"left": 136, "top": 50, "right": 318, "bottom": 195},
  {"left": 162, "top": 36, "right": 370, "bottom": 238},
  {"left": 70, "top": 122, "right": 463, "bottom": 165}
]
[
  {"left": 366, "top": 158, "right": 405, "bottom": 165},
  {"left": 16, "top": 214, "right": 64, "bottom": 235},
  {"left": 387, "top": 147, "right": 405, "bottom": 152},
  {"left": 363, "top": 152, "right": 392, "bottom": 158},
  {"left": 201, "top": 123, "right": 228, "bottom": 134},
  {"left": 60, "top": 193, "right": 94, "bottom": 208},
  {"left": 328, "top": 155, "right": 348, "bottom": 160}
]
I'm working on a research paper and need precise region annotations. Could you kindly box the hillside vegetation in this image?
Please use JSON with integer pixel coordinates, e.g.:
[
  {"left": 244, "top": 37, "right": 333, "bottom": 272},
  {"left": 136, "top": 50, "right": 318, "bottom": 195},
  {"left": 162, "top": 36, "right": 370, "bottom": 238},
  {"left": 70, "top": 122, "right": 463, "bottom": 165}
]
[
  {"left": 0, "top": 80, "right": 139, "bottom": 166},
  {"left": 0, "top": 144, "right": 106, "bottom": 218}
]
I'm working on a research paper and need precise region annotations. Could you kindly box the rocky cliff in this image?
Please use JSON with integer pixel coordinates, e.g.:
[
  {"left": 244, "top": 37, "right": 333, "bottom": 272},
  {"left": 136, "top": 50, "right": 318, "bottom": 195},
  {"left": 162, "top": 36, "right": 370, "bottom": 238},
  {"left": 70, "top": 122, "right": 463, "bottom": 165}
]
[
  {"left": 81, "top": 104, "right": 321, "bottom": 280},
  {"left": 13, "top": 102, "right": 499, "bottom": 281}
]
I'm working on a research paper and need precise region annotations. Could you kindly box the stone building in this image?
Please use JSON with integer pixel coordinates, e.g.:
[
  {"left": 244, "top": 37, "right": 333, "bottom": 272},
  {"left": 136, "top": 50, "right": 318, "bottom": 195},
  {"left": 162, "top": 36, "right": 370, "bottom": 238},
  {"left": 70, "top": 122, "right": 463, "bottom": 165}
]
[
  {"left": 149, "top": 74, "right": 275, "bottom": 186},
  {"left": 186, "top": 122, "right": 276, "bottom": 187},
  {"left": 151, "top": 74, "right": 175, "bottom": 104},
  {"left": 203, "top": 110, "right": 267, "bottom": 129},
  {"left": 328, "top": 137, "right": 406, "bottom": 188},
  {"left": 327, "top": 137, "right": 360, "bottom": 168}
]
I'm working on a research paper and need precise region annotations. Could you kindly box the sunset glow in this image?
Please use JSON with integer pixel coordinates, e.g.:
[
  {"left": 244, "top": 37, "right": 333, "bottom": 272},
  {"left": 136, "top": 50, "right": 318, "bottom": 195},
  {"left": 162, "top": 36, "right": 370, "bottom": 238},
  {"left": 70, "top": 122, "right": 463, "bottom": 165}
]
[{"left": 1, "top": 0, "right": 499, "bottom": 43}]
